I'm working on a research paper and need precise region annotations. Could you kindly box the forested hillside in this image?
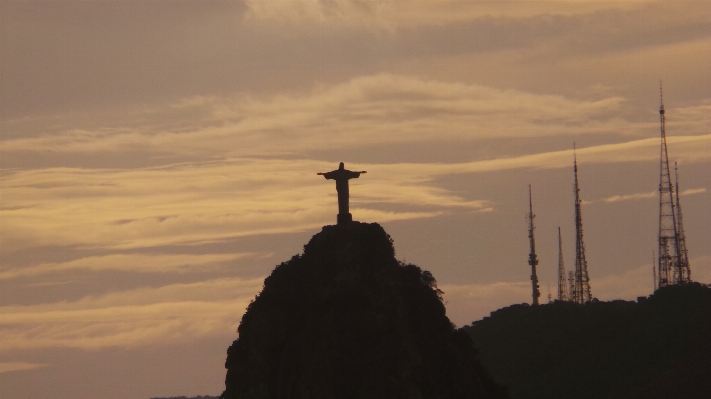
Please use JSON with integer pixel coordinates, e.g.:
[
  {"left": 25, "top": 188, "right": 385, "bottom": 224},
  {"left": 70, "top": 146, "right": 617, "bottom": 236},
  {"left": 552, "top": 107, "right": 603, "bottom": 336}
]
[
  {"left": 221, "top": 222, "right": 507, "bottom": 399},
  {"left": 461, "top": 283, "right": 711, "bottom": 399}
]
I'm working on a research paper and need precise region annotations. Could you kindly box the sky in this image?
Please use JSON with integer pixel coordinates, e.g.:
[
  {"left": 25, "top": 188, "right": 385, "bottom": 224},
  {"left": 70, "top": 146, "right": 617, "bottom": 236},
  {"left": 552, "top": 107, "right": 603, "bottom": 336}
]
[{"left": 1, "top": 1, "right": 710, "bottom": 398}]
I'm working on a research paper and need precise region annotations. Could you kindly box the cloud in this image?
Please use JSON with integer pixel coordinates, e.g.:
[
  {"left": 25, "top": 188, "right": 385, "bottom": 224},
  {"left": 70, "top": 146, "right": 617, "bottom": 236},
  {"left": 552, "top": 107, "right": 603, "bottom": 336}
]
[
  {"left": 5, "top": 74, "right": 711, "bottom": 169},
  {"left": 243, "top": 0, "right": 395, "bottom": 28},
  {"left": 680, "top": 188, "right": 707, "bottom": 196},
  {"left": 582, "top": 186, "right": 706, "bottom": 205},
  {"left": 1, "top": 74, "right": 638, "bottom": 159},
  {"left": 0, "top": 362, "right": 48, "bottom": 374},
  {"left": 671, "top": 104, "right": 711, "bottom": 132},
  {"left": 242, "top": 0, "right": 662, "bottom": 28},
  {"left": 0, "top": 253, "right": 258, "bottom": 280},
  {"left": 0, "top": 158, "right": 454, "bottom": 251},
  {"left": 4, "top": 1, "right": 710, "bottom": 125},
  {"left": 374, "top": 134, "right": 711, "bottom": 177},
  {"left": 238, "top": 0, "right": 711, "bottom": 73},
  {"left": 20, "top": 79, "right": 711, "bottom": 172},
  {"left": 0, "top": 277, "right": 264, "bottom": 351},
  {"left": 3, "top": 134, "right": 711, "bottom": 252},
  {"left": 582, "top": 191, "right": 657, "bottom": 205},
  {"left": 4, "top": 255, "right": 708, "bottom": 351}
]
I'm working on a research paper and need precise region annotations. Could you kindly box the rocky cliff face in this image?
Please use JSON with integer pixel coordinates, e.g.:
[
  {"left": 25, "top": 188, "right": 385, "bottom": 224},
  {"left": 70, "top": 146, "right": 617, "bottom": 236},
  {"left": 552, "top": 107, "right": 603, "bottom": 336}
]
[{"left": 221, "top": 222, "right": 506, "bottom": 399}]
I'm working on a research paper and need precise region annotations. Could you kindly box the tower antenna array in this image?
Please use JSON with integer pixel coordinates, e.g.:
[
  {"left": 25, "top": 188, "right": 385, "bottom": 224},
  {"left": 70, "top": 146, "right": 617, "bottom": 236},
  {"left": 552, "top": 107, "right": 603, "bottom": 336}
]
[
  {"left": 674, "top": 162, "right": 691, "bottom": 283},
  {"left": 557, "top": 227, "right": 568, "bottom": 301},
  {"left": 652, "top": 251, "right": 658, "bottom": 292},
  {"left": 656, "top": 83, "right": 684, "bottom": 288},
  {"left": 572, "top": 145, "right": 592, "bottom": 303},
  {"left": 527, "top": 184, "right": 541, "bottom": 305}
]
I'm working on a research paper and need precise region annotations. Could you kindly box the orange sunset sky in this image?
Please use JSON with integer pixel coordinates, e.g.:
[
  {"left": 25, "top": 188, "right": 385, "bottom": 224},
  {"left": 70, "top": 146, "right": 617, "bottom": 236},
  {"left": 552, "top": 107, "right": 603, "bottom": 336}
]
[{"left": 1, "top": 1, "right": 710, "bottom": 398}]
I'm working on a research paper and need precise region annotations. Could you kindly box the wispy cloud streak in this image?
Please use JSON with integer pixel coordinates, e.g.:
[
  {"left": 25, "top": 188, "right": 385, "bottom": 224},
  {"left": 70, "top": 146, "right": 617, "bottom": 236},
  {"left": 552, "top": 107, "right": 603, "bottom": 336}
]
[
  {"left": 2, "top": 136, "right": 710, "bottom": 251},
  {"left": 1, "top": 74, "right": 642, "bottom": 159},
  {"left": 0, "top": 277, "right": 264, "bottom": 350},
  {"left": 0, "top": 253, "right": 257, "bottom": 280},
  {"left": 583, "top": 187, "right": 706, "bottom": 205},
  {"left": 0, "top": 362, "right": 48, "bottom": 374}
]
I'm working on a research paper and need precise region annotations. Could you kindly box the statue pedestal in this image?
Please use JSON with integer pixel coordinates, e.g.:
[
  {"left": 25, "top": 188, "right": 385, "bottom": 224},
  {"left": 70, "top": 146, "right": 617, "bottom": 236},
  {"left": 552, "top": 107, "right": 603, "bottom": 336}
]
[{"left": 337, "top": 213, "right": 353, "bottom": 225}]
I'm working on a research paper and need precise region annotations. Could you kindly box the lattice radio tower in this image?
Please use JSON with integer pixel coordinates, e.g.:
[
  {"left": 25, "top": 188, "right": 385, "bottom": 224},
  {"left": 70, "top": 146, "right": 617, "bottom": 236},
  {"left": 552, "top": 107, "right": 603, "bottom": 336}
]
[
  {"left": 557, "top": 227, "right": 568, "bottom": 301},
  {"left": 656, "top": 83, "right": 690, "bottom": 288},
  {"left": 571, "top": 145, "right": 592, "bottom": 303},
  {"left": 527, "top": 184, "right": 541, "bottom": 305},
  {"left": 674, "top": 162, "right": 691, "bottom": 282},
  {"left": 653, "top": 251, "right": 658, "bottom": 292}
]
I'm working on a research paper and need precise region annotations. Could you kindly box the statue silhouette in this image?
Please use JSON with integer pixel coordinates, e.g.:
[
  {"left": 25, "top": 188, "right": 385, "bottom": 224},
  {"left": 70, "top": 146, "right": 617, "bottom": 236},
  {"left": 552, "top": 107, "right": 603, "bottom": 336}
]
[{"left": 318, "top": 162, "right": 366, "bottom": 224}]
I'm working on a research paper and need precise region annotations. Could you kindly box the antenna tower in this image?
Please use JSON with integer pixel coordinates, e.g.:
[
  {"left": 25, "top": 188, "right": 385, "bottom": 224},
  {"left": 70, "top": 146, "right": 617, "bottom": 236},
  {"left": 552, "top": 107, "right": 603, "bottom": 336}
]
[
  {"left": 674, "top": 162, "right": 691, "bottom": 282},
  {"left": 572, "top": 145, "right": 592, "bottom": 303},
  {"left": 557, "top": 227, "right": 568, "bottom": 301},
  {"left": 653, "top": 251, "right": 658, "bottom": 292},
  {"left": 527, "top": 184, "right": 541, "bottom": 305},
  {"left": 568, "top": 271, "right": 575, "bottom": 301},
  {"left": 656, "top": 83, "right": 684, "bottom": 288}
]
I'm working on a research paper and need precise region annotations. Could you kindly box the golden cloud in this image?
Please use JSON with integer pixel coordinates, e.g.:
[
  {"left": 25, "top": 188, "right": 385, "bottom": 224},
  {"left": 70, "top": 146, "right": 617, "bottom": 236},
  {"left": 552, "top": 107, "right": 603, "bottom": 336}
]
[
  {"left": 3, "top": 135, "right": 710, "bottom": 251},
  {"left": 0, "top": 253, "right": 258, "bottom": 280},
  {"left": 582, "top": 186, "right": 706, "bottom": 205},
  {"left": 2, "top": 74, "right": 650, "bottom": 158},
  {"left": 680, "top": 188, "right": 707, "bottom": 196},
  {"left": 242, "top": 0, "right": 654, "bottom": 28},
  {"left": 0, "top": 362, "right": 48, "bottom": 374},
  {"left": 0, "top": 277, "right": 264, "bottom": 351}
]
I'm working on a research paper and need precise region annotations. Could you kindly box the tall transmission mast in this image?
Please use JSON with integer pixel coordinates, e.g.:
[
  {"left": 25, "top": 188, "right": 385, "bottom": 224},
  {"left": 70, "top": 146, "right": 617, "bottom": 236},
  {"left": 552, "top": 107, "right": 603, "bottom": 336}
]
[
  {"left": 568, "top": 271, "right": 575, "bottom": 301},
  {"left": 674, "top": 162, "right": 691, "bottom": 283},
  {"left": 527, "top": 184, "right": 541, "bottom": 305},
  {"left": 653, "top": 251, "right": 658, "bottom": 292},
  {"left": 657, "top": 83, "right": 683, "bottom": 289},
  {"left": 572, "top": 145, "right": 592, "bottom": 303},
  {"left": 557, "top": 227, "right": 568, "bottom": 301}
]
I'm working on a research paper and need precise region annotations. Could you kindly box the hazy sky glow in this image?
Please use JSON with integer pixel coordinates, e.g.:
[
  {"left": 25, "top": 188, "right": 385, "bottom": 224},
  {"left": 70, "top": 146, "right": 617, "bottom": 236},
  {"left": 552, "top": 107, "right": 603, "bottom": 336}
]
[{"left": 1, "top": 1, "right": 710, "bottom": 398}]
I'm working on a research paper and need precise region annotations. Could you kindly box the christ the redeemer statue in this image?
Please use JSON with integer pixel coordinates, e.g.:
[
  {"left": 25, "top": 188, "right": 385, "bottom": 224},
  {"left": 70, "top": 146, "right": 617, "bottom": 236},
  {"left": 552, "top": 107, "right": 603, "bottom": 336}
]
[{"left": 318, "top": 162, "right": 367, "bottom": 225}]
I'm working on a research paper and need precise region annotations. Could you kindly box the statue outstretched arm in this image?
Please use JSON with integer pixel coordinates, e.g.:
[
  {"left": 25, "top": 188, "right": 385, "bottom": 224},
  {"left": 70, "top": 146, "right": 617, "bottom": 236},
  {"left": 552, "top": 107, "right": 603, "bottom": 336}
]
[
  {"left": 317, "top": 169, "right": 367, "bottom": 179},
  {"left": 318, "top": 171, "right": 338, "bottom": 179},
  {"left": 347, "top": 171, "right": 367, "bottom": 178}
]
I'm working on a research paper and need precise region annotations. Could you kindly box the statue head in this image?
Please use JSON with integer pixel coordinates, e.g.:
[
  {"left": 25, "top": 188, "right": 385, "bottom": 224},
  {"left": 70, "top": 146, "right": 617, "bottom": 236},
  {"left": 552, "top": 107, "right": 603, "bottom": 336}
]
[{"left": 339, "top": 162, "right": 344, "bottom": 170}]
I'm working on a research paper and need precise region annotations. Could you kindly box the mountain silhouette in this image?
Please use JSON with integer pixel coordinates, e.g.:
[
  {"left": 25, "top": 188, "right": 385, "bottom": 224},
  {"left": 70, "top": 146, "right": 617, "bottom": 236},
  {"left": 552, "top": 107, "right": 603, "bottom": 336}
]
[
  {"left": 461, "top": 282, "right": 711, "bottom": 399},
  {"left": 220, "top": 222, "right": 507, "bottom": 399}
]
